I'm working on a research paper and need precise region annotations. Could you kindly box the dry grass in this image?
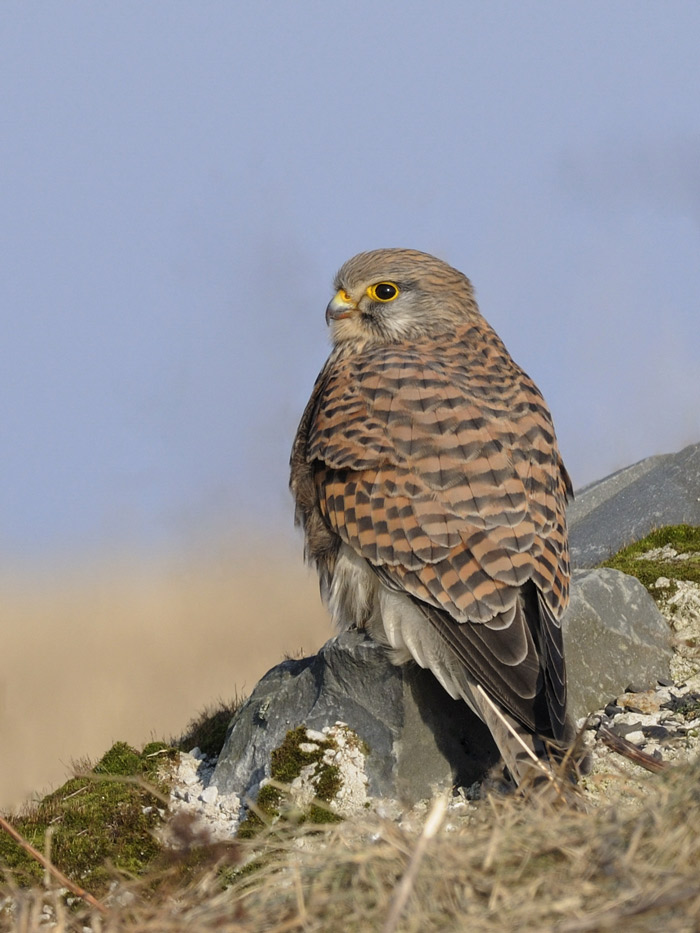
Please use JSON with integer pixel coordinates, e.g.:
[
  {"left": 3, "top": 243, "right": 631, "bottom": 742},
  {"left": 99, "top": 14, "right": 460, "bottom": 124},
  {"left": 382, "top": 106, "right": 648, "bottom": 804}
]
[
  {"left": 0, "top": 539, "right": 328, "bottom": 811},
  {"left": 3, "top": 759, "right": 700, "bottom": 932},
  {"left": 225, "top": 766, "right": 700, "bottom": 933}
]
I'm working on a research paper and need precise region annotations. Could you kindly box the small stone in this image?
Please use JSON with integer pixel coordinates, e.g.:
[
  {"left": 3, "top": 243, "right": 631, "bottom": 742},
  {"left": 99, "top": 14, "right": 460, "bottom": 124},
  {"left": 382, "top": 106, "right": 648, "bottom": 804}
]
[
  {"left": 642, "top": 725, "right": 671, "bottom": 741},
  {"left": 577, "top": 715, "right": 600, "bottom": 731},
  {"left": 298, "top": 742, "right": 320, "bottom": 753},
  {"left": 305, "top": 729, "right": 327, "bottom": 743},
  {"left": 625, "top": 730, "right": 645, "bottom": 745},
  {"left": 657, "top": 677, "right": 674, "bottom": 687},
  {"left": 374, "top": 798, "right": 403, "bottom": 820},
  {"left": 605, "top": 703, "right": 623, "bottom": 717},
  {"left": 200, "top": 785, "right": 218, "bottom": 805},
  {"left": 609, "top": 720, "right": 641, "bottom": 737},
  {"left": 614, "top": 711, "right": 661, "bottom": 728},
  {"left": 617, "top": 691, "right": 665, "bottom": 715},
  {"left": 638, "top": 545, "right": 679, "bottom": 561}
]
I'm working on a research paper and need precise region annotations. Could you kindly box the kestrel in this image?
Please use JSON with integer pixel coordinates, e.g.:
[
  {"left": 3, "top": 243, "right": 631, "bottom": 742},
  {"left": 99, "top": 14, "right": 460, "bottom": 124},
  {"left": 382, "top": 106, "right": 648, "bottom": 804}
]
[{"left": 290, "top": 249, "right": 576, "bottom": 790}]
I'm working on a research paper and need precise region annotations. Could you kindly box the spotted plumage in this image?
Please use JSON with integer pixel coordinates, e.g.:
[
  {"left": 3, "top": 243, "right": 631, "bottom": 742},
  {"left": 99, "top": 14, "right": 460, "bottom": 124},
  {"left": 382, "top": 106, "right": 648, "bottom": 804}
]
[{"left": 290, "top": 248, "right": 577, "bottom": 788}]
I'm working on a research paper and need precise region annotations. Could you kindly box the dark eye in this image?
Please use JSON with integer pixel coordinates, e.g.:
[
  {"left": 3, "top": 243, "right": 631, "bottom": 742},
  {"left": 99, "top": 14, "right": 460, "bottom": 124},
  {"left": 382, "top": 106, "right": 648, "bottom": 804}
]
[{"left": 367, "top": 282, "right": 399, "bottom": 302}]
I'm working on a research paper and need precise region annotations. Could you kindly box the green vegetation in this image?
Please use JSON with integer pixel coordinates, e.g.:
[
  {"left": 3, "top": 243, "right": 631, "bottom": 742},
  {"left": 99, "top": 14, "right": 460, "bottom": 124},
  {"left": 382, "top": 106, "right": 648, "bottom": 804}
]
[
  {"left": 664, "top": 691, "right": 700, "bottom": 721},
  {"left": 1, "top": 695, "right": 250, "bottom": 910},
  {"left": 238, "top": 726, "right": 343, "bottom": 839},
  {"left": 601, "top": 524, "right": 700, "bottom": 597},
  {"left": 176, "top": 696, "right": 244, "bottom": 759},
  {"left": 0, "top": 742, "right": 175, "bottom": 894}
]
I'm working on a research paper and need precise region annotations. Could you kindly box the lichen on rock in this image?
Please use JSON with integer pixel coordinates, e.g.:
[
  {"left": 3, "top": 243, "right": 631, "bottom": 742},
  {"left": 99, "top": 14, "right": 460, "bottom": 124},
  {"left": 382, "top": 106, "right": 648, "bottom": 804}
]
[{"left": 238, "top": 722, "right": 369, "bottom": 837}]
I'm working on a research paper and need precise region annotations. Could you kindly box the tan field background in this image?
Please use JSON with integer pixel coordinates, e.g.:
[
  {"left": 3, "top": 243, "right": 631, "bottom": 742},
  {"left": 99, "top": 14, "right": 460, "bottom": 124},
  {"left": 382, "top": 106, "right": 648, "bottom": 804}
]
[{"left": 0, "top": 539, "right": 329, "bottom": 812}]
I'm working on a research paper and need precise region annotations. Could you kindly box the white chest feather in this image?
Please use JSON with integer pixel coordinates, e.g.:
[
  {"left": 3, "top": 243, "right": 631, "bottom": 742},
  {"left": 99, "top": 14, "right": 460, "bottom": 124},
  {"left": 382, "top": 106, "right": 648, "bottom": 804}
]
[{"left": 327, "top": 543, "right": 468, "bottom": 703}]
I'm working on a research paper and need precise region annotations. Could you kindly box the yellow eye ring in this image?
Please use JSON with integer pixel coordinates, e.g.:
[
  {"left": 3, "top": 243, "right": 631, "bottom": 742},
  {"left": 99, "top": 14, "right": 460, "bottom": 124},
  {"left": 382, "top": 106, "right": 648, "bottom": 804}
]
[{"left": 367, "top": 282, "right": 399, "bottom": 303}]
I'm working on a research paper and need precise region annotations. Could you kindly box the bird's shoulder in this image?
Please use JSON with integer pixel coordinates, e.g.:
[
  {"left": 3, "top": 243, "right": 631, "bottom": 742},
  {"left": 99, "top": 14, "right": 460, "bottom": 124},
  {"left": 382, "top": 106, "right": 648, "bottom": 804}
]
[{"left": 302, "top": 320, "right": 557, "bottom": 476}]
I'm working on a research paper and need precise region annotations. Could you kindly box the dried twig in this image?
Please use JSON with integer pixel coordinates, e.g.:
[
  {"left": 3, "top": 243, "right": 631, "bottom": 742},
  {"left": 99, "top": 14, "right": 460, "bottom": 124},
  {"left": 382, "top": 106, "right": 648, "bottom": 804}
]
[
  {"left": 475, "top": 685, "right": 551, "bottom": 774},
  {"left": 598, "top": 726, "right": 669, "bottom": 774},
  {"left": 0, "top": 813, "right": 107, "bottom": 914}
]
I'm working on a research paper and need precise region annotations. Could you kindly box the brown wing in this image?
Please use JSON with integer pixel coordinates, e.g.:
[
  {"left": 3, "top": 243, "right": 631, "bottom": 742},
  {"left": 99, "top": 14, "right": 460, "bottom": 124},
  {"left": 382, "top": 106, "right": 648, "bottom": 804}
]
[{"left": 295, "top": 318, "right": 572, "bottom": 738}]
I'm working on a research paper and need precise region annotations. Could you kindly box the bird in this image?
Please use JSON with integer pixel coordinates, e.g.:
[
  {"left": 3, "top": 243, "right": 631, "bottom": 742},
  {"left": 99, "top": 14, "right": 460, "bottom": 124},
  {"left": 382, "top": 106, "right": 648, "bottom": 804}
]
[{"left": 290, "top": 248, "right": 578, "bottom": 792}]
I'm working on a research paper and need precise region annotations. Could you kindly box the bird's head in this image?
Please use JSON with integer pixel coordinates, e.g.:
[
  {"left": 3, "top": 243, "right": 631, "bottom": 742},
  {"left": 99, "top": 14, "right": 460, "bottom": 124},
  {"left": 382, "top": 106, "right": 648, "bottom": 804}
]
[{"left": 326, "top": 248, "right": 481, "bottom": 347}]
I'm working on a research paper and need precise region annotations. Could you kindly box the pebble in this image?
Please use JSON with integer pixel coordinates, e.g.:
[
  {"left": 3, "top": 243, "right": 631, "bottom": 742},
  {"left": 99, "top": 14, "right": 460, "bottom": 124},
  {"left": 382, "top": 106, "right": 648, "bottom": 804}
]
[
  {"left": 617, "top": 690, "right": 664, "bottom": 714},
  {"left": 200, "top": 785, "right": 218, "bottom": 804},
  {"left": 642, "top": 725, "right": 671, "bottom": 741},
  {"left": 305, "top": 729, "right": 328, "bottom": 743}
]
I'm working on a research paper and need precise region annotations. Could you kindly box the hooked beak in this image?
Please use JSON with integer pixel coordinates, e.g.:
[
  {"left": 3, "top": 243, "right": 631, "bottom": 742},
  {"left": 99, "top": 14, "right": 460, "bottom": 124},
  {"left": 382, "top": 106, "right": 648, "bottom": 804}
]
[{"left": 325, "top": 288, "right": 358, "bottom": 325}]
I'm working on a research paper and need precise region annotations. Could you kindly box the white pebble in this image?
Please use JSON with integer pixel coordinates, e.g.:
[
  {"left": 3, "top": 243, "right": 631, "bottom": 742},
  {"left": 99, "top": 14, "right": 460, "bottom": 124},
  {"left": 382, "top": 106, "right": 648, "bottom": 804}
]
[
  {"left": 305, "top": 729, "right": 327, "bottom": 743},
  {"left": 199, "top": 785, "right": 218, "bottom": 805}
]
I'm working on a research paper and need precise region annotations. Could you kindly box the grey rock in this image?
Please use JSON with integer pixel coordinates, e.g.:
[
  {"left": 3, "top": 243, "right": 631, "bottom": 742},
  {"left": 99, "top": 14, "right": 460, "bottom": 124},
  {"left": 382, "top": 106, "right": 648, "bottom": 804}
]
[
  {"left": 213, "top": 570, "right": 671, "bottom": 805},
  {"left": 563, "top": 568, "right": 671, "bottom": 722},
  {"left": 568, "top": 441, "right": 700, "bottom": 568},
  {"left": 212, "top": 630, "right": 499, "bottom": 805}
]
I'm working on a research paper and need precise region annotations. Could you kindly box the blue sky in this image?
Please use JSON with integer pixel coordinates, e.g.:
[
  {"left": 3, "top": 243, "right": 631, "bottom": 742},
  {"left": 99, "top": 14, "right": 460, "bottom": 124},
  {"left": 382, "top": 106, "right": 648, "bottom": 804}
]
[{"left": 2, "top": 1, "right": 699, "bottom": 565}]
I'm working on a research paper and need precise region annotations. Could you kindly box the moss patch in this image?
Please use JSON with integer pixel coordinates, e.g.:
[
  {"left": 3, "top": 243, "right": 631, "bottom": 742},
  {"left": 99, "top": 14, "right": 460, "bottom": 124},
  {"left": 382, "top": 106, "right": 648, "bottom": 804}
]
[
  {"left": 0, "top": 741, "right": 177, "bottom": 894},
  {"left": 662, "top": 691, "right": 700, "bottom": 721},
  {"left": 601, "top": 524, "right": 700, "bottom": 598},
  {"left": 238, "top": 726, "right": 343, "bottom": 839}
]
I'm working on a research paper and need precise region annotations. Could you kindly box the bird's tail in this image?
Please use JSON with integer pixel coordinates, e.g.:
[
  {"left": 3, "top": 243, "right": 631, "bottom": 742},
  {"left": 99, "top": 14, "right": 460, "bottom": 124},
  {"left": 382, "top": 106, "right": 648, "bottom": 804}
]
[{"left": 467, "top": 682, "right": 589, "bottom": 802}]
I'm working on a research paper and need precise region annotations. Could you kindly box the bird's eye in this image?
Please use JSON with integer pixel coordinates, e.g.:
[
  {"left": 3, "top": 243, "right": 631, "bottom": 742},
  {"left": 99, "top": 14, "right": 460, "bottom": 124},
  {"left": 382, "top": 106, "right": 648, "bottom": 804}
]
[{"left": 367, "top": 282, "right": 399, "bottom": 303}]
